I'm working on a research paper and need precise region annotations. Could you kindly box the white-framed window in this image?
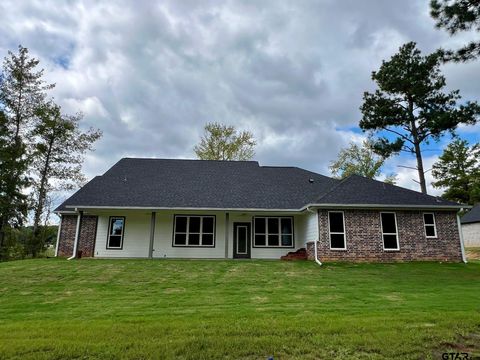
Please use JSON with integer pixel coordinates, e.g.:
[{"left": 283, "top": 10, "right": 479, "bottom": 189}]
[
  {"left": 173, "top": 215, "right": 215, "bottom": 247},
  {"left": 107, "top": 216, "right": 125, "bottom": 249},
  {"left": 423, "top": 213, "right": 437, "bottom": 238},
  {"left": 380, "top": 212, "right": 399, "bottom": 251},
  {"left": 328, "top": 211, "right": 346, "bottom": 250},
  {"left": 253, "top": 216, "right": 294, "bottom": 248}
]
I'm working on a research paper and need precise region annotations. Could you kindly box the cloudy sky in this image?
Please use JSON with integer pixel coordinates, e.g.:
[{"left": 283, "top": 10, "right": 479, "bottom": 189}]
[{"left": 1, "top": 0, "right": 479, "bottom": 202}]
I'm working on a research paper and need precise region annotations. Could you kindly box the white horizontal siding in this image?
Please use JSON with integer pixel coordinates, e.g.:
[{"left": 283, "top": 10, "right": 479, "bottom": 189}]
[
  {"left": 94, "top": 211, "right": 151, "bottom": 258},
  {"left": 153, "top": 210, "right": 226, "bottom": 258},
  {"left": 462, "top": 223, "right": 480, "bottom": 247},
  {"left": 304, "top": 210, "right": 319, "bottom": 244},
  {"left": 229, "top": 213, "right": 306, "bottom": 259},
  {"left": 89, "top": 209, "right": 314, "bottom": 259}
]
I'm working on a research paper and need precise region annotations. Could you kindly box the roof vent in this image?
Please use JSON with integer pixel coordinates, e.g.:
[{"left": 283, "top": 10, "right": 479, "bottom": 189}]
[{"left": 309, "top": 178, "right": 314, "bottom": 183}]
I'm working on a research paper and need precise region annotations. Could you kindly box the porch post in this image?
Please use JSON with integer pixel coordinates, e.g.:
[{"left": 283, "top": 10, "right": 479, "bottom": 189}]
[
  {"left": 149, "top": 212, "right": 156, "bottom": 259},
  {"left": 225, "top": 212, "right": 229, "bottom": 258}
]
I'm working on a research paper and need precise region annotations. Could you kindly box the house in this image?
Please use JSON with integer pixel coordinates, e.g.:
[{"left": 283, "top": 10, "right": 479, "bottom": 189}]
[
  {"left": 54, "top": 158, "right": 467, "bottom": 262},
  {"left": 461, "top": 204, "right": 480, "bottom": 247}
]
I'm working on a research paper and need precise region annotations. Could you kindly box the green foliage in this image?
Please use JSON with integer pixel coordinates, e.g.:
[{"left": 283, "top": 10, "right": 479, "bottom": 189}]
[
  {"left": 194, "top": 122, "right": 256, "bottom": 160},
  {"left": 431, "top": 0, "right": 480, "bottom": 61},
  {"left": 0, "top": 45, "right": 54, "bottom": 256},
  {"left": 360, "top": 42, "right": 480, "bottom": 193},
  {"left": 0, "top": 259, "right": 479, "bottom": 358},
  {"left": 432, "top": 139, "right": 480, "bottom": 204},
  {"left": 0, "top": 111, "right": 30, "bottom": 250},
  {"left": 329, "top": 139, "right": 397, "bottom": 184},
  {"left": 31, "top": 103, "right": 101, "bottom": 237},
  {"left": 0, "top": 45, "right": 100, "bottom": 258}
]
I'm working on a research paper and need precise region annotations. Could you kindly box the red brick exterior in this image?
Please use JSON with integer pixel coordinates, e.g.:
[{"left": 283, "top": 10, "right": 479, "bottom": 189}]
[
  {"left": 57, "top": 214, "right": 98, "bottom": 258},
  {"left": 307, "top": 209, "right": 463, "bottom": 262}
]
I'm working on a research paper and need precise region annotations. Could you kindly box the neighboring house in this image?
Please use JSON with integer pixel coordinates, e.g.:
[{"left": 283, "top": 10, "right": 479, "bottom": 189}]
[
  {"left": 461, "top": 204, "right": 480, "bottom": 247},
  {"left": 54, "top": 158, "right": 467, "bottom": 262}
]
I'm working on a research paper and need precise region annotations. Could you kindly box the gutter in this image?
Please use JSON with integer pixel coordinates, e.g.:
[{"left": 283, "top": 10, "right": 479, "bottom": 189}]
[
  {"left": 306, "top": 206, "right": 322, "bottom": 267},
  {"left": 68, "top": 211, "right": 83, "bottom": 260},
  {"left": 456, "top": 210, "right": 468, "bottom": 264},
  {"left": 55, "top": 203, "right": 469, "bottom": 215}
]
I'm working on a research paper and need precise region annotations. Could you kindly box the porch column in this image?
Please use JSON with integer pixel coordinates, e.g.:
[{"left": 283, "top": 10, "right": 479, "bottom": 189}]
[
  {"left": 149, "top": 212, "right": 156, "bottom": 259},
  {"left": 224, "top": 212, "right": 229, "bottom": 258}
]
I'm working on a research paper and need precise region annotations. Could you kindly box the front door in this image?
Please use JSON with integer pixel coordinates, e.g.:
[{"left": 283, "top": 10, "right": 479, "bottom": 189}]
[{"left": 233, "top": 222, "right": 251, "bottom": 259}]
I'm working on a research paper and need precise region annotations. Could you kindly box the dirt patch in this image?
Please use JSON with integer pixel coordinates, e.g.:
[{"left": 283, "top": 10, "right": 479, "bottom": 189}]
[
  {"left": 432, "top": 331, "right": 480, "bottom": 359},
  {"left": 466, "top": 247, "right": 480, "bottom": 261}
]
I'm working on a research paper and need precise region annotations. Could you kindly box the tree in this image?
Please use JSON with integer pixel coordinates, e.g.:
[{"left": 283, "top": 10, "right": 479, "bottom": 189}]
[
  {"left": 431, "top": 0, "right": 480, "bottom": 62},
  {"left": 194, "top": 122, "right": 256, "bottom": 160},
  {"left": 0, "top": 45, "right": 54, "bottom": 141},
  {"left": 329, "top": 139, "right": 397, "bottom": 184},
  {"left": 30, "top": 103, "right": 102, "bottom": 248},
  {"left": 0, "top": 110, "right": 29, "bottom": 251},
  {"left": 0, "top": 46, "right": 51, "bottom": 252},
  {"left": 359, "top": 42, "right": 480, "bottom": 194},
  {"left": 432, "top": 139, "right": 480, "bottom": 204}
]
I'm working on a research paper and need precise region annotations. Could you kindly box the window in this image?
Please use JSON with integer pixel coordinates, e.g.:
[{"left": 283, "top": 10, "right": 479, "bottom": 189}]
[
  {"left": 380, "top": 212, "right": 399, "bottom": 250},
  {"left": 173, "top": 215, "right": 215, "bottom": 247},
  {"left": 107, "top": 217, "right": 125, "bottom": 249},
  {"left": 328, "top": 211, "right": 346, "bottom": 250},
  {"left": 253, "top": 217, "right": 293, "bottom": 247},
  {"left": 423, "top": 213, "right": 437, "bottom": 238}
]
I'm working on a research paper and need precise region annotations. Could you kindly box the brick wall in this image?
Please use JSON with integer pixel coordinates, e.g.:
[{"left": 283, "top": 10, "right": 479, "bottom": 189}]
[
  {"left": 57, "top": 214, "right": 98, "bottom": 258},
  {"left": 307, "top": 209, "right": 463, "bottom": 262}
]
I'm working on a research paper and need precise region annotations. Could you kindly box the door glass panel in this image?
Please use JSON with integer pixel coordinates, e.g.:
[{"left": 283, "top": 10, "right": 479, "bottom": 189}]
[{"left": 237, "top": 226, "right": 247, "bottom": 254}]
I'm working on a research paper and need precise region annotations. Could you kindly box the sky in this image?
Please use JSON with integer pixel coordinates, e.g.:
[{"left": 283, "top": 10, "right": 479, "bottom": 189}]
[{"left": 0, "top": 0, "right": 479, "bottom": 204}]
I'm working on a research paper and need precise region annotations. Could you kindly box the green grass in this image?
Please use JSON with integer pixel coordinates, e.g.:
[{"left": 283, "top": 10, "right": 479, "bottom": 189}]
[{"left": 0, "top": 259, "right": 479, "bottom": 359}]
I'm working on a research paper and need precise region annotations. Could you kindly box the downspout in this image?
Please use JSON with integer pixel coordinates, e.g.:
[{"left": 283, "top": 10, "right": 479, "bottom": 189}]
[
  {"left": 456, "top": 210, "right": 467, "bottom": 264},
  {"left": 54, "top": 214, "right": 62, "bottom": 257},
  {"left": 307, "top": 206, "right": 322, "bottom": 266},
  {"left": 68, "top": 211, "right": 83, "bottom": 260}
]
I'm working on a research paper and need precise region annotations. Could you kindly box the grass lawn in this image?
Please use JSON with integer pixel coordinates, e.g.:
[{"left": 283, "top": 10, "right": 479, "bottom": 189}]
[{"left": 0, "top": 259, "right": 479, "bottom": 359}]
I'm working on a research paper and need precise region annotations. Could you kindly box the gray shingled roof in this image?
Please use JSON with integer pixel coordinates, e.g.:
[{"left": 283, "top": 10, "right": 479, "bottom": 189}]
[
  {"left": 315, "top": 174, "right": 460, "bottom": 207},
  {"left": 55, "top": 158, "right": 338, "bottom": 211},
  {"left": 55, "top": 158, "right": 463, "bottom": 212},
  {"left": 461, "top": 204, "right": 480, "bottom": 224}
]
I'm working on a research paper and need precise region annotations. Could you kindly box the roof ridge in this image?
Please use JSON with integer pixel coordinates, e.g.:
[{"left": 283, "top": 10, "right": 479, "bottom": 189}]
[{"left": 121, "top": 157, "right": 259, "bottom": 164}]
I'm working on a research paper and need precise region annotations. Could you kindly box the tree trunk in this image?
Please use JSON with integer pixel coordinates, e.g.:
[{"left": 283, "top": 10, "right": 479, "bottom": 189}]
[
  {"left": 408, "top": 97, "right": 427, "bottom": 194},
  {"left": 413, "top": 140, "right": 427, "bottom": 194},
  {"left": 33, "top": 136, "right": 54, "bottom": 236},
  {"left": 411, "top": 120, "right": 427, "bottom": 194}
]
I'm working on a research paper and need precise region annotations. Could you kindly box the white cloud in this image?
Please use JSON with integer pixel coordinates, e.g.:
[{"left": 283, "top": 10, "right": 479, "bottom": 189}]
[{"left": 0, "top": 0, "right": 478, "bottom": 204}]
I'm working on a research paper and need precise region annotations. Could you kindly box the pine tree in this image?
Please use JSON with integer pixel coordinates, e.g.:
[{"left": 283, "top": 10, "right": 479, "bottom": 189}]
[
  {"left": 431, "top": 0, "right": 480, "bottom": 61},
  {"left": 432, "top": 139, "right": 480, "bottom": 204},
  {"left": 359, "top": 42, "right": 480, "bottom": 194}
]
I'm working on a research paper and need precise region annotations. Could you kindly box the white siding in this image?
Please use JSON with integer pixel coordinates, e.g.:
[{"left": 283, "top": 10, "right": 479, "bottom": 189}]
[
  {"left": 304, "top": 210, "right": 319, "bottom": 244},
  {"left": 462, "top": 223, "right": 480, "bottom": 247},
  {"left": 229, "top": 212, "right": 308, "bottom": 259},
  {"left": 94, "top": 211, "right": 151, "bottom": 258},
  {"left": 89, "top": 209, "right": 315, "bottom": 259},
  {"left": 153, "top": 210, "right": 226, "bottom": 258}
]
